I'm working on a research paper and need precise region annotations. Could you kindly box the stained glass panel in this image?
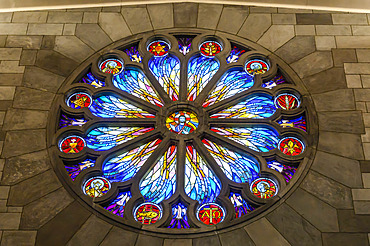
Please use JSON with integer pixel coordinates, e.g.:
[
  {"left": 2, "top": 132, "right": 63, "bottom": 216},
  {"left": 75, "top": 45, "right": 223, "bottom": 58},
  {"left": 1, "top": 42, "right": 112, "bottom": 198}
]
[
  {"left": 187, "top": 55, "right": 219, "bottom": 101},
  {"left": 90, "top": 95, "right": 155, "bottom": 118},
  {"left": 149, "top": 55, "right": 180, "bottom": 101},
  {"left": 113, "top": 69, "right": 164, "bottom": 107},
  {"left": 203, "top": 69, "right": 254, "bottom": 107},
  {"left": 202, "top": 139, "right": 259, "bottom": 183},
  {"left": 262, "top": 72, "right": 287, "bottom": 89},
  {"left": 226, "top": 45, "right": 247, "bottom": 63},
  {"left": 105, "top": 191, "right": 132, "bottom": 217},
  {"left": 123, "top": 44, "right": 142, "bottom": 63},
  {"left": 169, "top": 202, "right": 190, "bottom": 229},
  {"left": 210, "top": 95, "right": 276, "bottom": 119},
  {"left": 64, "top": 159, "right": 95, "bottom": 180},
  {"left": 86, "top": 127, "right": 154, "bottom": 151},
  {"left": 140, "top": 145, "right": 177, "bottom": 204},
  {"left": 77, "top": 72, "right": 105, "bottom": 88},
  {"left": 58, "top": 114, "right": 87, "bottom": 129},
  {"left": 185, "top": 145, "right": 221, "bottom": 204},
  {"left": 102, "top": 139, "right": 161, "bottom": 182},
  {"left": 177, "top": 37, "right": 193, "bottom": 55},
  {"left": 267, "top": 160, "right": 297, "bottom": 183},
  {"left": 229, "top": 192, "right": 254, "bottom": 218},
  {"left": 277, "top": 115, "right": 307, "bottom": 132},
  {"left": 211, "top": 127, "right": 279, "bottom": 152}
]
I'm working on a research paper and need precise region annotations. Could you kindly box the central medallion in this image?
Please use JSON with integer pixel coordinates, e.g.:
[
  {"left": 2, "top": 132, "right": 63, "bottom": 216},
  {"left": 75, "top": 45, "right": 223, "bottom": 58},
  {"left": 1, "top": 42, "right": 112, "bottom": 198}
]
[{"left": 166, "top": 110, "right": 199, "bottom": 135}]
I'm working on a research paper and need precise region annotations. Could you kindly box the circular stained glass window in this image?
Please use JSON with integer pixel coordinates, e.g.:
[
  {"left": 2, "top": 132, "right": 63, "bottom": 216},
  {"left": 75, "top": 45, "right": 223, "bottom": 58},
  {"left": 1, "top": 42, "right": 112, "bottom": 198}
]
[{"left": 49, "top": 31, "right": 316, "bottom": 234}]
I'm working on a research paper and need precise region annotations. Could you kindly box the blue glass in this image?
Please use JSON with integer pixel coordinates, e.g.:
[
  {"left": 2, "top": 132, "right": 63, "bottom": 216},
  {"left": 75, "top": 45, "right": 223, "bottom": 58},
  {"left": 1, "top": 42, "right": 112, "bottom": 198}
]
[
  {"left": 184, "top": 145, "right": 221, "bottom": 204},
  {"left": 169, "top": 202, "right": 190, "bottom": 228},
  {"left": 78, "top": 72, "right": 105, "bottom": 88},
  {"left": 203, "top": 69, "right": 254, "bottom": 107},
  {"left": 202, "top": 139, "right": 260, "bottom": 183},
  {"left": 211, "top": 127, "right": 279, "bottom": 152},
  {"left": 277, "top": 115, "right": 307, "bottom": 132},
  {"left": 229, "top": 192, "right": 254, "bottom": 218},
  {"left": 187, "top": 55, "right": 220, "bottom": 101},
  {"left": 59, "top": 114, "right": 87, "bottom": 129},
  {"left": 262, "top": 73, "right": 287, "bottom": 89},
  {"left": 210, "top": 94, "right": 276, "bottom": 119},
  {"left": 105, "top": 191, "right": 132, "bottom": 217},
  {"left": 64, "top": 159, "right": 95, "bottom": 180},
  {"left": 149, "top": 55, "right": 180, "bottom": 101},
  {"left": 226, "top": 45, "right": 247, "bottom": 63},
  {"left": 90, "top": 95, "right": 155, "bottom": 118},
  {"left": 267, "top": 160, "right": 297, "bottom": 183},
  {"left": 123, "top": 44, "right": 142, "bottom": 63},
  {"left": 140, "top": 145, "right": 177, "bottom": 204},
  {"left": 113, "top": 69, "right": 163, "bottom": 107}
]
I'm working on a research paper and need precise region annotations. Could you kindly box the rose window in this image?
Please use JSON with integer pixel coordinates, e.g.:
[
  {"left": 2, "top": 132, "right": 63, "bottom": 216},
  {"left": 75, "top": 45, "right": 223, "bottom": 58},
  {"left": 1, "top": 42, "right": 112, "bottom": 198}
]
[{"left": 50, "top": 32, "right": 313, "bottom": 232}]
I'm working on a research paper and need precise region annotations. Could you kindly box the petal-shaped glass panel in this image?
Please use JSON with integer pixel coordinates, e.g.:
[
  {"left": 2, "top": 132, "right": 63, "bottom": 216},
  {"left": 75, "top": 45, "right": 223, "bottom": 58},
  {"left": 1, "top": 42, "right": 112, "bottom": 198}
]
[
  {"left": 203, "top": 69, "right": 254, "bottom": 107},
  {"left": 267, "top": 160, "right": 297, "bottom": 183},
  {"left": 202, "top": 139, "right": 260, "bottom": 183},
  {"left": 187, "top": 55, "right": 219, "bottom": 101},
  {"left": 102, "top": 139, "right": 162, "bottom": 182},
  {"left": 229, "top": 192, "right": 255, "bottom": 218},
  {"left": 210, "top": 95, "right": 276, "bottom": 119},
  {"left": 149, "top": 55, "right": 180, "bottom": 101},
  {"left": 140, "top": 145, "right": 177, "bottom": 204},
  {"left": 105, "top": 191, "right": 132, "bottom": 217},
  {"left": 90, "top": 95, "right": 155, "bottom": 118},
  {"left": 277, "top": 115, "right": 307, "bottom": 132},
  {"left": 185, "top": 145, "right": 221, "bottom": 204},
  {"left": 78, "top": 72, "right": 105, "bottom": 88},
  {"left": 59, "top": 114, "right": 87, "bottom": 129},
  {"left": 113, "top": 69, "right": 164, "bottom": 107},
  {"left": 211, "top": 127, "right": 279, "bottom": 152},
  {"left": 86, "top": 127, "right": 154, "bottom": 151}
]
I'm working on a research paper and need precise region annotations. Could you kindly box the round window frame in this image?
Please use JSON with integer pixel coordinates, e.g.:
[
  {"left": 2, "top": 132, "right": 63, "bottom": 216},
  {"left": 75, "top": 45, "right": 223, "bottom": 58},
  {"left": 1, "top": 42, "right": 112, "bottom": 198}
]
[{"left": 47, "top": 29, "right": 318, "bottom": 236}]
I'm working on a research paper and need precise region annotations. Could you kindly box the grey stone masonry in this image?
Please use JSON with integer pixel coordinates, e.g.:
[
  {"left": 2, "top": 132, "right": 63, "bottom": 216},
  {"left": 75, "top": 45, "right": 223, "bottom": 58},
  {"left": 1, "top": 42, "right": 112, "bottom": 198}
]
[{"left": 0, "top": 4, "right": 369, "bottom": 246}]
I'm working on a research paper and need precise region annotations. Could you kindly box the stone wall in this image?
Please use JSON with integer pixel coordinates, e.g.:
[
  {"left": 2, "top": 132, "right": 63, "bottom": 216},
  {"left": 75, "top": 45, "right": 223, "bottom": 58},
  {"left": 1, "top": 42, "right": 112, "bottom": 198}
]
[{"left": 0, "top": 4, "right": 369, "bottom": 246}]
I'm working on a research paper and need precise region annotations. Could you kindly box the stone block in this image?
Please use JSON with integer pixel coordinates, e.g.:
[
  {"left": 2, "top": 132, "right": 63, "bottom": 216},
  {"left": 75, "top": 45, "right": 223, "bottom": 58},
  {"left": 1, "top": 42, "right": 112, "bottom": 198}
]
[
  {"left": 82, "top": 12, "right": 99, "bottom": 23},
  {"left": 100, "top": 226, "right": 138, "bottom": 246},
  {"left": 322, "top": 233, "right": 369, "bottom": 246},
  {"left": 279, "top": 8, "right": 312, "bottom": 13},
  {"left": 163, "top": 239, "right": 192, "bottom": 246},
  {"left": 362, "top": 128, "right": 370, "bottom": 142},
  {"left": 0, "top": 101, "right": 13, "bottom": 110},
  {"left": 2, "top": 129, "right": 46, "bottom": 159},
  {"left": 346, "top": 75, "right": 362, "bottom": 88},
  {"left": 250, "top": 6, "right": 277, "bottom": 13},
  {"left": 47, "top": 12, "right": 83, "bottom": 23},
  {"left": 66, "top": 215, "right": 111, "bottom": 246},
  {"left": 27, "top": 24, "right": 63, "bottom": 35},
  {"left": 338, "top": 210, "right": 370, "bottom": 232},
  {"left": 303, "top": 67, "right": 346, "bottom": 94},
  {"left": 36, "top": 50, "right": 78, "bottom": 77},
  {"left": 135, "top": 234, "right": 163, "bottom": 246},
  {"left": 98, "top": 13, "right": 131, "bottom": 41},
  {"left": 76, "top": 24, "right": 112, "bottom": 51},
  {"left": 238, "top": 14, "right": 271, "bottom": 42},
  {"left": 318, "top": 110, "right": 364, "bottom": 134},
  {"left": 174, "top": 3, "right": 197, "bottom": 28},
  {"left": 356, "top": 49, "right": 370, "bottom": 62},
  {"left": 0, "top": 13, "right": 12, "bottom": 23},
  {"left": 54, "top": 36, "right": 94, "bottom": 62},
  {"left": 287, "top": 188, "right": 339, "bottom": 232},
  {"left": 312, "top": 89, "right": 355, "bottom": 111},
  {"left": 147, "top": 4, "right": 174, "bottom": 29},
  {"left": 354, "top": 201, "right": 370, "bottom": 214},
  {"left": 19, "top": 50, "right": 37, "bottom": 66},
  {"left": 0, "top": 48, "right": 22, "bottom": 60},
  {"left": 101, "top": 6, "right": 120, "bottom": 12},
  {"left": 36, "top": 201, "right": 90, "bottom": 246},
  {"left": 21, "top": 188, "right": 74, "bottom": 229},
  {"left": 219, "top": 228, "right": 254, "bottom": 246},
  {"left": 1, "top": 231, "right": 36, "bottom": 246},
  {"left": 0, "top": 186, "right": 9, "bottom": 199},
  {"left": 344, "top": 63, "right": 370, "bottom": 74},
  {"left": 356, "top": 102, "right": 367, "bottom": 112},
  {"left": 7, "top": 207, "right": 22, "bottom": 213},
  {"left": 63, "top": 24, "right": 76, "bottom": 35},
  {"left": 3, "top": 108, "right": 48, "bottom": 131},
  {"left": 363, "top": 143, "right": 370, "bottom": 160},
  {"left": 121, "top": 6, "right": 152, "bottom": 34},
  {"left": 267, "top": 203, "right": 322, "bottom": 246},
  {"left": 244, "top": 218, "right": 290, "bottom": 246},
  {"left": 8, "top": 170, "right": 60, "bottom": 206},
  {"left": 193, "top": 235, "right": 220, "bottom": 246},
  {"left": 272, "top": 14, "right": 296, "bottom": 24},
  {"left": 295, "top": 25, "right": 315, "bottom": 35},
  {"left": 0, "top": 213, "right": 21, "bottom": 229},
  {"left": 316, "top": 25, "right": 352, "bottom": 35},
  {"left": 360, "top": 160, "right": 370, "bottom": 172},
  {"left": 1, "top": 150, "right": 50, "bottom": 185},
  {"left": 258, "top": 25, "right": 294, "bottom": 51},
  {"left": 354, "top": 89, "right": 370, "bottom": 101},
  {"left": 0, "top": 112, "right": 4, "bottom": 124},
  {"left": 0, "top": 61, "right": 24, "bottom": 74},
  {"left": 301, "top": 171, "right": 353, "bottom": 209},
  {"left": 291, "top": 51, "right": 333, "bottom": 78},
  {"left": 41, "top": 36, "right": 55, "bottom": 50},
  {"left": 337, "top": 36, "right": 370, "bottom": 48},
  {"left": 362, "top": 75, "right": 370, "bottom": 88},
  {"left": 275, "top": 36, "right": 315, "bottom": 64},
  {"left": 197, "top": 4, "right": 222, "bottom": 30},
  {"left": 312, "top": 150, "right": 362, "bottom": 187},
  {"left": 0, "top": 199, "right": 6, "bottom": 212},
  {"left": 363, "top": 173, "right": 370, "bottom": 188},
  {"left": 352, "top": 26, "right": 370, "bottom": 36},
  {"left": 332, "top": 49, "right": 357, "bottom": 67},
  {"left": 23, "top": 66, "right": 65, "bottom": 93},
  {"left": 13, "top": 87, "right": 54, "bottom": 110},
  {"left": 318, "top": 131, "right": 364, "bottom": 159},
  {"left": 217, "top": 5, "right": 249, "bottom": 34},
  {"left": 296, "top": 13, "right": 332, "bottom": 25},
  {"left": 0, "top": 24, "right": 27, "bottom": 35},
  {"left": 12, "top": 12, "right": 48, "bottom": 23},
  {"left": 0, "top": 35, "right": 5, "bottom": 47},
  {"left": 315, "top": 36, "right": 336, "bottom": 50},
  {"left": 332, "top": 14, "right": 368, "bottom": 24},
  {"left": 0, "top": 86, "right": 15, "bottom": 100}
]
